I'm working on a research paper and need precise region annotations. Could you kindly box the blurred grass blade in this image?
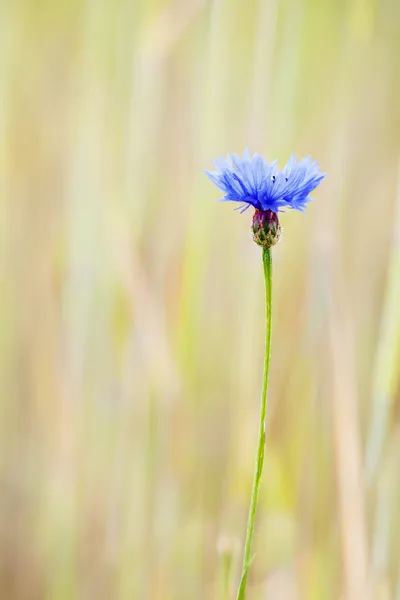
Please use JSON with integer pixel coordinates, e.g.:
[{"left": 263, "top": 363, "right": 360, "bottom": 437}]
[{"left": 365, "top": 158, "right": 400, "bottom": 482}]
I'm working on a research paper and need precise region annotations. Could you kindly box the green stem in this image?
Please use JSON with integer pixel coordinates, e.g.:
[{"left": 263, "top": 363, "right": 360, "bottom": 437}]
[{"left": 236, "top": 247, "right": 273, "bottom": 600}]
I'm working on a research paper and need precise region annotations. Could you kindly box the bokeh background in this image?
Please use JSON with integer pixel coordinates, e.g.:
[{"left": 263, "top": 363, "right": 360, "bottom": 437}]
[{"left": 1, "top": 0, "right": 400, "bottom": 598}]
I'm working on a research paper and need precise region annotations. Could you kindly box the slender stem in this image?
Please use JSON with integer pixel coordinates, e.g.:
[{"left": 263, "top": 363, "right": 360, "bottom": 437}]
[{"left": 236, "top": 247, "right": 273, "bottom": 600}]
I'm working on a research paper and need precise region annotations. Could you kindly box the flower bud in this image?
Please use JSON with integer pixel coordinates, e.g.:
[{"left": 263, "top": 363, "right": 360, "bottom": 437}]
[{"left": 252, "top": 209, "right": 282, "bottom": 248}]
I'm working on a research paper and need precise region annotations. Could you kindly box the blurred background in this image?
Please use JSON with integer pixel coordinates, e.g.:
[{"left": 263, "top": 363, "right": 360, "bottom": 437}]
[{"left": 1, "top": 0, "right": 400, "bottom": 598}]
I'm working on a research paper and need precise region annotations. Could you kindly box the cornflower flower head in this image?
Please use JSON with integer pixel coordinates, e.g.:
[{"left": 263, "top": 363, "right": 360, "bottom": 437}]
[{"left": 205, "top": 149, "right": 325, "bottom": 248}]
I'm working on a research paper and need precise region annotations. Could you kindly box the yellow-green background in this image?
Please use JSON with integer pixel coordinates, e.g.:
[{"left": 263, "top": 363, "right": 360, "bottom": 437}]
[{"left": 1, "top": 0, "right": 400, "bottom": 598}]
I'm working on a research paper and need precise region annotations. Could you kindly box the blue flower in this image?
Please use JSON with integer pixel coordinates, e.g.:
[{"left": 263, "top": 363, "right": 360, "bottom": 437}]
[{"left": 205, "top": 149, "right": 325, "bottom": 214}]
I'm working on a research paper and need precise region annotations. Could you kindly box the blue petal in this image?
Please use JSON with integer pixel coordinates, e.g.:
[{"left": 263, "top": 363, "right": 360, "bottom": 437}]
[
  {"left": 205, "top": 150, "right": 325, "bottom": 214},
  {"left": 204, "top": 169, "right": 225, "bottom": 189}
]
